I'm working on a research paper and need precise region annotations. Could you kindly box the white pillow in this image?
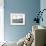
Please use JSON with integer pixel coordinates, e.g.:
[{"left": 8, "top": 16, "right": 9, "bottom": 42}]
[{"left": 17, "top": 37, "right": 25, "bottom": 46}]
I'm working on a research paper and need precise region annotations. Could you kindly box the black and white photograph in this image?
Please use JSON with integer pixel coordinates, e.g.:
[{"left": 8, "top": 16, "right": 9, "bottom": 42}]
[{"left": 10, "top": 13, "right": 25, "bottom": 25}]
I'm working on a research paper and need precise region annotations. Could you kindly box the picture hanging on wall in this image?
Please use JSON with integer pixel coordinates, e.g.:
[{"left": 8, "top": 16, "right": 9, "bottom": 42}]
[{"left": 10, "top": 13, "right": 25, "bottom": 25}]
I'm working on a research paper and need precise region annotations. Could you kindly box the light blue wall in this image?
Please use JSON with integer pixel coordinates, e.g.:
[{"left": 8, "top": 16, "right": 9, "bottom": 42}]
[
  {"left": 4, "top": 0, "right": 40, "bottom": 42},
  {"left": 40, "top": 0, "right": 46, "bottom": 27}
]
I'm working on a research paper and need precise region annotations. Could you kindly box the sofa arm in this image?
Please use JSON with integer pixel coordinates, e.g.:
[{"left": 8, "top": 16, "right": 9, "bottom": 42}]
[{"left": 35, "top": 29, "right": 45, "bottom": 46}]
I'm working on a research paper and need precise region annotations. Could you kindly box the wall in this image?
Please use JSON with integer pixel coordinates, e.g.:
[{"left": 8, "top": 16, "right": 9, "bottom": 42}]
[
  {"left": 4, "top": 0, "right": 40, "bottom": 42},
  {"left": 40, "top": 0, "right": 46, "bottom": 27}
]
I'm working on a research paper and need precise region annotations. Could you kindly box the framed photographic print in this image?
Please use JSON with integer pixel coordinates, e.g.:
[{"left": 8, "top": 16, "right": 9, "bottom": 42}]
[{"left": 10, "top": 13, "right": 25, "bottom": 25}]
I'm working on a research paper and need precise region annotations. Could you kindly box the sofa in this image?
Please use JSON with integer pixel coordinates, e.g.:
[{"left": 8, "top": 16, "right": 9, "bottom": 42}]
[
  {"left": 17, "top": 25, "right": 46, "bottom": 46},
  {"left": 32, "top": 25, "right": 46, "bottom": 46},
  {"left": 1, "top": 25, "right": 46, "bottom": 46}
]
